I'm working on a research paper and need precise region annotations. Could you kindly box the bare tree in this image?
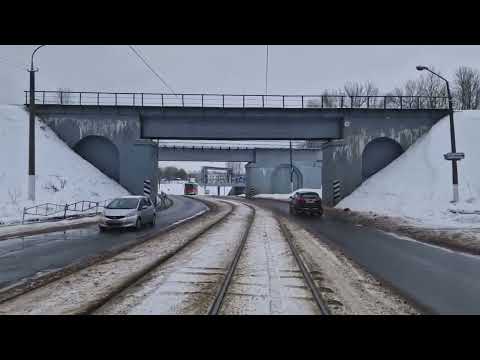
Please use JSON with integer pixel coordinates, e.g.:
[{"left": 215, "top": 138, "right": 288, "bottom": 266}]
[
  {"left": 416, "top": 68, "right": 447, "bottom": 109},
  {"left": 453, "top": 66, "right": 480, "bottom": 110},
  {"left": 343, "top": 81, "right": 379, "bottom": 107}
]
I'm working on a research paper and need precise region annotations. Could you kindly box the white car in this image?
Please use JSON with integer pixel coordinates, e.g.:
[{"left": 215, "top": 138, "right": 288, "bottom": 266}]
[{"left": 99, "top": 196, "right": 156, "bottom": 231}]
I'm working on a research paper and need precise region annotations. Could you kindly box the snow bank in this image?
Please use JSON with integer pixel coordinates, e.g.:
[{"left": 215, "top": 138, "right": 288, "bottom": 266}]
[
  {"left": 254, "top": 188, "right": 322, "bottom": 201},
  {"left": 159, "top": 181, "right": 232, "bottom": 196},
  {"left": 0, "top": 105, "right": 129, "bottom": 223},
  {"left": 338, "top": 111, "right": 480, "bottom": 228}
]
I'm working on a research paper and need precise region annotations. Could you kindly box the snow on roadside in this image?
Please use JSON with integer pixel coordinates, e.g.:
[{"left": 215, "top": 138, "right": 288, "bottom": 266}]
[
  {"left": 338, "top": 111, "right": 480, "bottom": 228},
  {"left": 0, "top": 105, "right": 129, "bottom": 224},
  {"left": 0, "top": 215, "right": 100, "bottom": 240},
  {"left": 254, "top": 188, "right": 322, "bottom": 201},
  {"left": 159, "top": 180, "right": 231, "bottom": 196}
]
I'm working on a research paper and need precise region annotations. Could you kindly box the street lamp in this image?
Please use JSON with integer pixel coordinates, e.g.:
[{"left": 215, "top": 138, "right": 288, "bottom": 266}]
[
  {"left": 28, "top": 45, "right": 46, "bottom": 201},
  {"left": 290, "top": 140, "right": 294, "bottom": 193},
  {"left": 416, "top": 65, "right": 461, "bottom": 203}
]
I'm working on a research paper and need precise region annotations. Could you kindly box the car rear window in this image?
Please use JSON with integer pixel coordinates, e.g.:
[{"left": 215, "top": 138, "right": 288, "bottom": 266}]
[
  {"left": 106, "top": 198, "right": 140, "bottom": 209},
  {"left": 298, "top": 192, "right": 320, "bottom": 199}
]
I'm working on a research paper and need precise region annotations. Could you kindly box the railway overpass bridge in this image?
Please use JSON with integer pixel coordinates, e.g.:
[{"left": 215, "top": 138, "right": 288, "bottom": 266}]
[{"left": 28, "top": 91, "right": 449, "bottom": 205}]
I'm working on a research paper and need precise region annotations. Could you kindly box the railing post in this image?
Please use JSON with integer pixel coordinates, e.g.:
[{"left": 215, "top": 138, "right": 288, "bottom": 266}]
[
  {"left": 161, "top": 94, "right": 164, "bottom": 107},
  {"left": 201, "top": 94, "right": 204, "bottom": 107},
  {"left": 22, "top": 207, "right": 26, "bottom": 224},
  {"left": 282, "top": 96, "right": 285, "bottom": 108},
  {"left": 301, "top": 96, "right": 304, "bottom": 108},
  {"left": 97, "top": 92, "right": 100, "bottom": 106},
  {"left": 64, "top": 204, "right": 68, "bottom": 219},
  {"left": 321, "top": 96, "right": 324, "bottom": 108},
  {"left": 243, "top": 95, "right": 245, "bottom": 108},
  {"left": 341, "top": 96, "right": 344, "bottom": 108},
  {"left": 417, "top": 97, "right": 420, "bottom": 109},
  {"left": 367, "top": 97, "right": 370, "bottom": 109},
  {"left": 384, "top": 96, "right": 387, "bottom": 109},
  {"left": 79, "top": 92, "right": 82, "bottom": 105},
  {"left": 400, "top": 96, "right": 403, "bottom": 109},
  {"left": 222, "top": 95, "right": 225, "bottom": 108},
  {"left": 133, "top": 93, "right": 135, "bottom": 106},
  {"left": 141, "top": 93, "right": 144, "bottom": 107},
  {"left": 96, "top": 202, "right": 99, "bottom": 215},
  {"left": 182, "top": 94, "right": 184, "bottom": 106},
  {"left": 351, "top": 96, "right": 354, "bottom": 108},
  {"left": 262, "top": 95, "right": 265, "bottom": 108},
  {"left": 115, "top": 93, "right": 117, "bottom": 106},
  {"left": 60, "top": 91, "right": 63, "bottom": 105}
]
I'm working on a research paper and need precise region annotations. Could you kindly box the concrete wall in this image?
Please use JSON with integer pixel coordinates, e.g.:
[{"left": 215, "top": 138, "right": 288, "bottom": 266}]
[
  {"left": 33, "top": 105, "right": 447, "bottom": 206},
  {"left": 246, "top": 148, "right": 323, "bottom": 195},
  {"left": 35, "top": 107, "right": 159, "bottom": 202},
  {"left": 321, "top": 109, "right": 448, "bottom": 206}
]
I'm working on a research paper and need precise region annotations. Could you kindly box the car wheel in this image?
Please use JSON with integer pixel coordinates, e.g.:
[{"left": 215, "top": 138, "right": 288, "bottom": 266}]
[{"left": 135, "top": 218, "right": 142, "bottom": 230}]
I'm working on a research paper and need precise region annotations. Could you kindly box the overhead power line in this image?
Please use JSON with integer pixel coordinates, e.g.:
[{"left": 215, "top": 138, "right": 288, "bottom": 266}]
[{"left": 128, "top": 45, "right": 177, "bottom": 95}]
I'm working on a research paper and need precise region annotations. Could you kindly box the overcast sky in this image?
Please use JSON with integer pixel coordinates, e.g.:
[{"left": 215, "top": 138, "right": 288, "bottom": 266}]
[{"left": 1, "top": 45, "right": 479, "bottom": 170}]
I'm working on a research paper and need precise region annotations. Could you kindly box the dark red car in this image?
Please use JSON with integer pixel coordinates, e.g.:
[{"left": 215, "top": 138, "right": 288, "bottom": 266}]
[{"left": 289, "top": 191, "right": 323, "bottom": 216}]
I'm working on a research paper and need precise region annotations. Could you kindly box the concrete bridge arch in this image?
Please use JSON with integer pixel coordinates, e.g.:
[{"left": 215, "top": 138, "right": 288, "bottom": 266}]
[
  {"left": 73, "top": 135, "right": 120, "bottom": 182},
  {"left": 361, "top": 137, "right": 404, "bottom": 180}
]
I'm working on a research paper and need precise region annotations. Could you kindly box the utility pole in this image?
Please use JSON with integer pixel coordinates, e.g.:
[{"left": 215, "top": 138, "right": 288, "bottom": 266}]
[
  {"left": 290, "top": 140, "right": 294, "bottom": 193},
  {"left": 28, "top": 45, "right": 46, "bottom": 201}
]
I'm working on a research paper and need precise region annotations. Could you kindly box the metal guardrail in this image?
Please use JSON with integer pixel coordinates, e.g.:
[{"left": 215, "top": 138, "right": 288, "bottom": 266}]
[
  {"left": 25, "top": 91, "right": 450, "bottom": 110},
  {"left": 21, "top": 199, "right": 113, "bottom": 224}
]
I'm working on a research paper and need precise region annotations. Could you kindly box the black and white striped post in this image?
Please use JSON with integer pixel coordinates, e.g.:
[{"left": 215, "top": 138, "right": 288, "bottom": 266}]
[
  {"left": 144, "top": 179, "right": 152, "bottom": 197},
  {"left": 333, "top": 180, "right": 341, "bottom": 204}
]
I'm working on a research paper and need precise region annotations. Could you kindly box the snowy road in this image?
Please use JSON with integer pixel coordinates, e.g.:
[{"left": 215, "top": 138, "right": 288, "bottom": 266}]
[
  {"left": 94, "top": 201, "right": 324, "bottom": 315},
  {"left": 94, "top": 200, "right": 254, "bottom": 315},
  {"left": 0, "top": 195, "right": 207, "bottom": 290},
  {"left": 249, "top": 198, "right": 480, "bottom": 315}
]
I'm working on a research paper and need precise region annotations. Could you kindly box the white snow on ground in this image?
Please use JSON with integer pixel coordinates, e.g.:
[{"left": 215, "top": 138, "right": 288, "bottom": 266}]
[
  {"left": 254, "top": 188, "right": 322, "bottom": 201},
  {"left": 0, "top": 215, "right": 100, "bottom": 240},
  {"left": 159, "top": 181, "right": 232, "bottom": 196},
  {"left": 0, "top": 105, "right": 129, "bottom": 224},
  {"left": 338, "top": 111, "right": 480, "bottom": 228}
]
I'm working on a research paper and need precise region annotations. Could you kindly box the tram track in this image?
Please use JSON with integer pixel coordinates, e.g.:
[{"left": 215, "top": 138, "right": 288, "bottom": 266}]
[
  {"left": 93, "top": 199, "right": 330, "bottom": 315},
  {"left": 0, "top": 197, "right": 331, "bottom": 315}
]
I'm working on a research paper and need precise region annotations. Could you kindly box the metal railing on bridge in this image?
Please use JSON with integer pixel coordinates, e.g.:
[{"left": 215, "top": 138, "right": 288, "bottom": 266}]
[{"left": 25, "top": 90, "right": 450, "bottom": 110}]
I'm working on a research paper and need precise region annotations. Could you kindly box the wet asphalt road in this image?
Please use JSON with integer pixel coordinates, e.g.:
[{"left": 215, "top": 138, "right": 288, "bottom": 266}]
[
  {"left": 0, "top": 195, "right": 207, "bottom": 290},
  {"left": 247, "top": 198, "right": 480, "bottom": 315}
]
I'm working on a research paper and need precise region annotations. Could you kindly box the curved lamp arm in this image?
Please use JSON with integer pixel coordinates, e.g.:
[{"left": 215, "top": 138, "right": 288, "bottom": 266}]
[{"left": 30, "top": 45, "right": 46, "bottom": 71}]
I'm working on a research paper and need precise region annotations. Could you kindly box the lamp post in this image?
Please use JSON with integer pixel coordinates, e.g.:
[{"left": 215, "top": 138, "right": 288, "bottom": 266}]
[
  {"left": 416, "top": 65, "right": 460, "bottom": 203},
  {"left": 28, "top": 45, "right": 46, "bottom": 201},
  {"left": 290, "top": 140, "right": 294, "bottom": 193}
]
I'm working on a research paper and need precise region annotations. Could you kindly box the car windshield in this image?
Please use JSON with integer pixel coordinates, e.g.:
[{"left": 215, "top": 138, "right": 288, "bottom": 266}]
[
  {"left": 106, "top": 198, "right": 139, "bottom": 209},
  {"left": 298, "top": 192, "right": 320, "bottom": 199}
]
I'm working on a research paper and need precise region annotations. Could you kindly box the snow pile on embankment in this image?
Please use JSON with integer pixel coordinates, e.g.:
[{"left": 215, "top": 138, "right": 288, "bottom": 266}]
[
  {"left": 338, "top": 111, "right": 480, "bottom": 228},
  {"left": 0, "top": 105, "right": 129, "bottom": 223}
]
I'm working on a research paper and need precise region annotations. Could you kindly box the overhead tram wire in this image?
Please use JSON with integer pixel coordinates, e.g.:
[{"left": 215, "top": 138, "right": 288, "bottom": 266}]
[{"left": 127, "top": 45, "right": 178, "bottom": 97}]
